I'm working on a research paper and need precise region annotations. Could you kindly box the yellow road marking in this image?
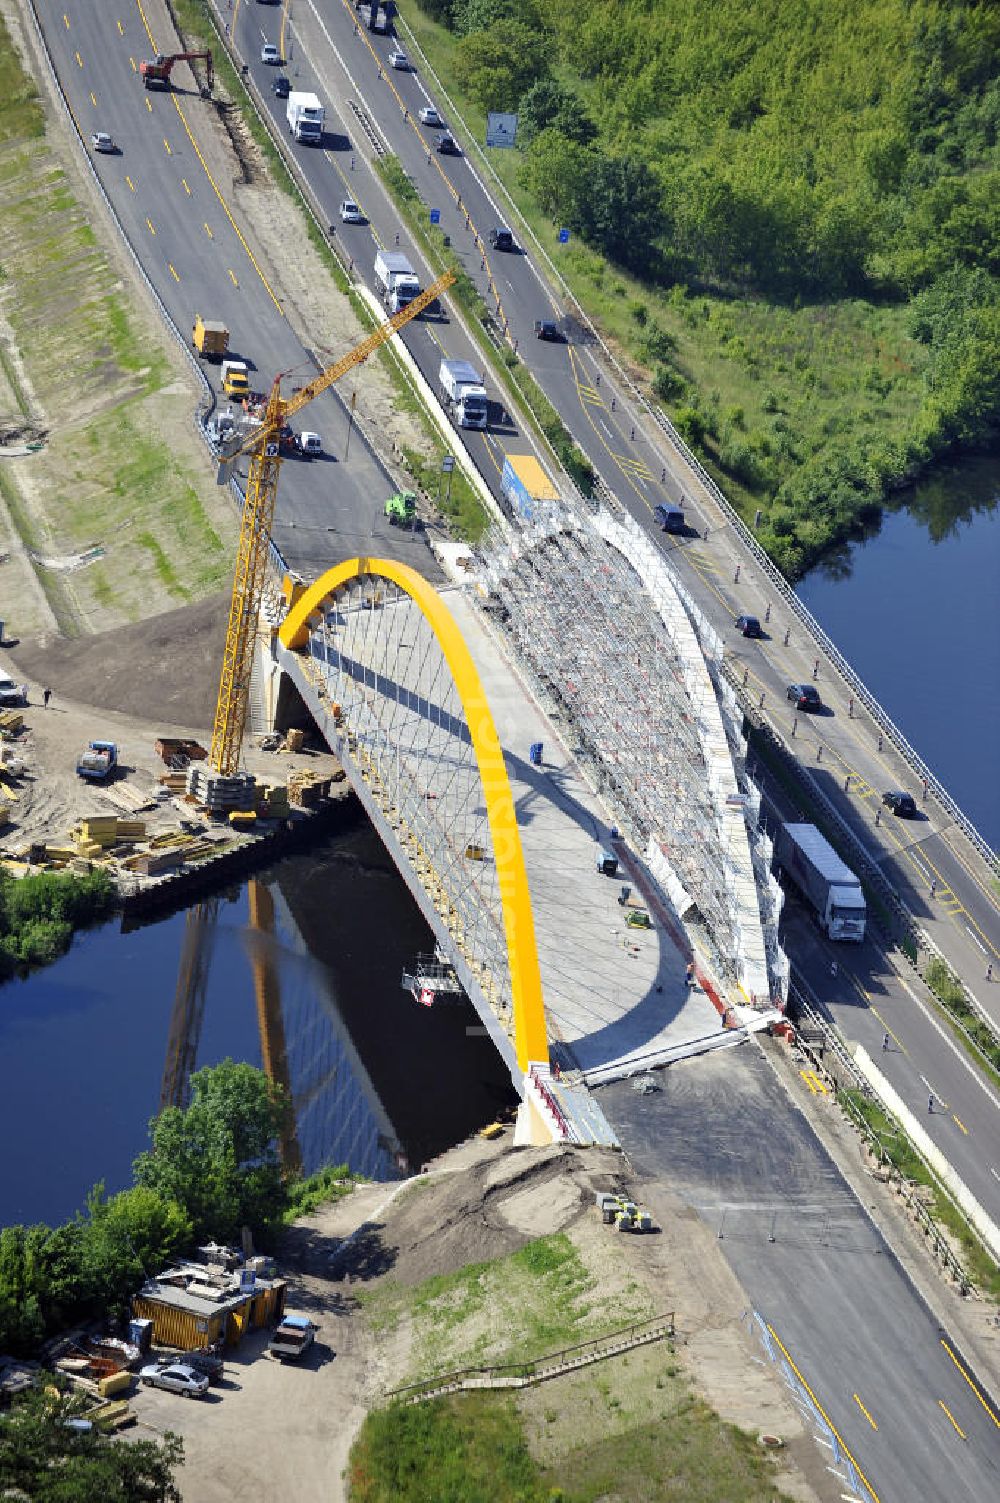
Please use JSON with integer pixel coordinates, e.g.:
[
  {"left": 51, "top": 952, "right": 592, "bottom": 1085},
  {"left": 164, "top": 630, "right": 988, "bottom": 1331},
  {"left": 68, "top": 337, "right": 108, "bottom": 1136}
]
[
  {"left": 767, "top": 1327, "right": 881, "bottom": 1503},
  {"left": 870, "top": 1008, "right": 907, "bottom": 1057},
  {"left": 204, "top": 223, "right": 213, "bottom": 239},
  {"left": 229, "top": 268, "right": 239, "bottom": 287},
  {"left": 75, "top": 50, "right": 83, "bottom": 67},
  {"left": 64, "top": 12, "right": 70, "bottom": 26},
  {"left": 163, "top": 138, "right": 172, "bottom": 156},
  {"left": 125, "top": 174, "right": 135, "bottom": 191},
  {"left": 853, "top": 1393, "right": 878, "bottom": 1430},
  {"left": 117, "top": 20, "right": 124, "bottom": 36},
  {"left": 799, "top": 1069, "right": 828, "bottom": 1095},
  {"left": 940, "top": 1339, "right": 1000, "bottom": 1428},
  {"left": 181, "top": 178, "right": 191, "bottom": 195},
  {"left": 279, "top": 0, "right": 290, "bottom": 59},
  {"left": 168, "top": 263, "right": 180, "bottom": 282},
  {"left": 953, "top": 1115, "right": 968, "bottom": 1135},
  {"left": 234, "top": 0, "right": 243, "bottom": 37},
  {"left": 146, "top": 217, "right": 155, "bottom": 235},
  {"left": 939, "top": 1400, "right": 966, "bottom": 1439},
  {"left": 146, "top": 97, "right": 152, "bottom": 113},
  {"left": 130, "top": 56, "right": 136, "bottom": 72},
  {"left": 90, "top": 91, "right": 96, "bottom": 107}
]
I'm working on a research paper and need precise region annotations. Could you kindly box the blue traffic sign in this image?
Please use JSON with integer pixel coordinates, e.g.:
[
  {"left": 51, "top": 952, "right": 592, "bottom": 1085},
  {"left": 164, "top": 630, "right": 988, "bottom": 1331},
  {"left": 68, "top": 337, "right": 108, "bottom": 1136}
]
[
  {"left": 558, "top": 228, "right": 570, "bottom": 244},
  {"left": 430, "top": 208, "right": 441, "bottom": 225}
]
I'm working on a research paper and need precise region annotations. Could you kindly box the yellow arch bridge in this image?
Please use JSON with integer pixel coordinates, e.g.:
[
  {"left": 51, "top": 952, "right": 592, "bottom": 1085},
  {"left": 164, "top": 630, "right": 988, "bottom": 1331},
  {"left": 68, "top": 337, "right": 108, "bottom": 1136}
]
[{"left": 276, "top": 557, "right": 550, "bottom": 1094}]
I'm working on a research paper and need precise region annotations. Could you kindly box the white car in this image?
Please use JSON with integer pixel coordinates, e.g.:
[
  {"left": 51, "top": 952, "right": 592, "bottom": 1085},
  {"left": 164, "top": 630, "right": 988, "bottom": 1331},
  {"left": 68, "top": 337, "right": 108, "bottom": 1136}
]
[
  {"left": 0, "top": 677, "right": 27, "bottom": 707},
  {"left": 418, "top": 106, "right": 443, "bottom": 128},
  {"left": 339, "top": 199, "right": 365, "bottom": 224},
  {"left": 388, "top": 48, "right": 409, "bottom": 70},
  {"left": 91, "top": 131, "right": 115, "bottom": 154},
  {"left": 139, "top": 1362, "right": 210, "bottom": 1398},
  {"left": 261, "top": 43, "right": 280, "bottom": 64}
]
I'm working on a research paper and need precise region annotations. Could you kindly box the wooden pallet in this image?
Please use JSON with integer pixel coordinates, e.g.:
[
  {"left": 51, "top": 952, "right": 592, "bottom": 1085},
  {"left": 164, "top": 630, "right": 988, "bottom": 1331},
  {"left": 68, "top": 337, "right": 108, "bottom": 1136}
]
[{"left": 99, "top": 781, "right": 156, "bottom": 814}]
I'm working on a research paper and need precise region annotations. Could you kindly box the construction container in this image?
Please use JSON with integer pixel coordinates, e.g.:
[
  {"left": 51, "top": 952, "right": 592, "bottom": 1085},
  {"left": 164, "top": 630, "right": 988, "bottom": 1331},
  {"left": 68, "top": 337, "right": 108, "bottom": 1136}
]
[{"left": 501, "top": 454, "right": 560, "bottom": 520}]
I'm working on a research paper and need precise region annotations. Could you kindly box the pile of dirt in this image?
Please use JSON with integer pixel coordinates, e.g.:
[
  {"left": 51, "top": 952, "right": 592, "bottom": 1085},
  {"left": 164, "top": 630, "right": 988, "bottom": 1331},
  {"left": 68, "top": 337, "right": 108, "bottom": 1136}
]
[{"left": 9, "top": 592, "right": 230, "bottom": 732}]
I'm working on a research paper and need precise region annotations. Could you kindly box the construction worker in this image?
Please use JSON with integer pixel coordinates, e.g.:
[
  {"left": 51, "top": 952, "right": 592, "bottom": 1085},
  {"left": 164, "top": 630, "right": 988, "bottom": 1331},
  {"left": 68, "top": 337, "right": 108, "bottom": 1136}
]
[
  {"left": 882, "top": 1033, "right": 889, "bottom": 1052},
  {"left": 685, "top": 962, "right": 695, "bottom": 988}
]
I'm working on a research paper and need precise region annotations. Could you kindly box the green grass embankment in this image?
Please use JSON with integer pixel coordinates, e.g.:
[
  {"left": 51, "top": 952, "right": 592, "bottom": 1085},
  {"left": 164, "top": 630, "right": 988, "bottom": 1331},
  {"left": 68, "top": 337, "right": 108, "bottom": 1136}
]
[{"left": 349, "top": 1232, "right": 794, "bottom": 1503}]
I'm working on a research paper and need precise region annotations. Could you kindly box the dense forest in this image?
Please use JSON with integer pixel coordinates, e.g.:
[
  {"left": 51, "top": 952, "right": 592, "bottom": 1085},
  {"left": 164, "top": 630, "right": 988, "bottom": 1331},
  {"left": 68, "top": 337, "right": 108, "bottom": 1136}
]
[{"left": 407, "top": 0, "right": 1000, "bottom": 572}]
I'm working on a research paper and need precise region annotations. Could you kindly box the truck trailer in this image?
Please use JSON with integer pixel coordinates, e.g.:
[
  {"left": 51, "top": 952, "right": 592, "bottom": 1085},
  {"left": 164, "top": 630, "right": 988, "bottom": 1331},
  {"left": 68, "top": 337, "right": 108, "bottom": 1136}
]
[
  {"left": 774, "top": 822, "right": 866, "bottom": 942},
  {"left": 373, "top": 249, "right": 420, "bottom": 313},
  {"left": 192, "top": 315, "right": 229, "bottom": 360},
  {"left": 286, "top": 92, "right": 324, "bottom": 144},
  {"left": 501, "top": 454, "right": 560, "bottom": 520},
  {"left": 438, "top": 358, "right": 488, "bottom": 429}
]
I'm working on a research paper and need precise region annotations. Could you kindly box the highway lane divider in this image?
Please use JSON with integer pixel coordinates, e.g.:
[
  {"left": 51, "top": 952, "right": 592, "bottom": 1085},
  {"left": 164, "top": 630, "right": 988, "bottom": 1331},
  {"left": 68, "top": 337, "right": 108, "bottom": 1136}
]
[{"left": 394, "top": 8, "right": 998, "bottom": 883}]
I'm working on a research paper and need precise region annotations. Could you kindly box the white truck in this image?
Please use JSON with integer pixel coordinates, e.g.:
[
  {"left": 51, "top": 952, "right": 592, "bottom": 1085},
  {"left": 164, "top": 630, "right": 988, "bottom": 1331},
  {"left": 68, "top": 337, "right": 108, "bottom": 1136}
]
[
  {"left": 286, "top": 92, "right": 324, "bottom": 145},
  {"left": 439, "top": 358, "right": 488, "bottom": 430},
  {"left": 774, "top": 822, "right": 866, "bottom": 942},
  {"left": 373, "top": 249, "right": 420, "bottom": 313}
]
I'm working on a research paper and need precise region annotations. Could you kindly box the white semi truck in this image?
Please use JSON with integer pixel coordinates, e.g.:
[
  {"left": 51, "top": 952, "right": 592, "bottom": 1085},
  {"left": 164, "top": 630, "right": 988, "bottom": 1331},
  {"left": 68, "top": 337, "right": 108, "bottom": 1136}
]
[
  {"left": 373, "top": 249, "right": 420, "bottom": 313},
  {"left": 774, "top": 822, "right": 866, "bottom": 942},
  {"left": 438, "top": 358, "right": 488, "bottom": 429},
  {"left": 286, "top": 92, "right": 324, "bottom": 145}
]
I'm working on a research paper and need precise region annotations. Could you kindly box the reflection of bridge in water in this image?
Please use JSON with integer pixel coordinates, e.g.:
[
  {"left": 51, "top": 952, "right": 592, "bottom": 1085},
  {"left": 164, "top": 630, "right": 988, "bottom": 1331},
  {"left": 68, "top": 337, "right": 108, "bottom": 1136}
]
[
  {"left": 263, "top": 503, "right": 785, "bottom": 1144},
  {"left": 161, "top": 834, "right": 518, "bottom": 1180}
]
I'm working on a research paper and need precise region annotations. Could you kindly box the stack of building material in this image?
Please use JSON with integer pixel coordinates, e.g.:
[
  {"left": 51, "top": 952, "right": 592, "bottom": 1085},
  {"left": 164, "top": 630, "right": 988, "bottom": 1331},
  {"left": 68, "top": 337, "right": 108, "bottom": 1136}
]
[
  {"left": 71, "top": 817, "right": 147, "bottom": 850},
  {"left": 100, "top": 781, "right": 156, "bottom": 814},
  {"left": 158, "top": 771, "right": 189, "bottom": 794},
  {"left": 256, "top": 782, "right": 291, "bottom": 818},
  {"left": 186, "top": 766, "right": 256, "bottom": 814},
  {"left": 287, "top": 770, "right": 330, "bottom": 809},
  {"left": 0, "top": 710, "right": 24, "bottom": 733}
]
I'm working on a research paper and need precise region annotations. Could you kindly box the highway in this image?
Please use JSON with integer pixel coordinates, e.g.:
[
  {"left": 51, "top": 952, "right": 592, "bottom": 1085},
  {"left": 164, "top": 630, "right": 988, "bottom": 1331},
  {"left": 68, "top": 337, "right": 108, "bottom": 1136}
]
[
  {"left": 35, "top": 0, "right": 442, "bottom": 584},
  {"left": 28, "top": 5, "right": 1000, "bottom": 1497},
  {"left": 220, "top": 0, "right": 1000, "bottom": 1021},
  {"left": 603, "top": 1047, "right": 1000, "bottom": 1503}
]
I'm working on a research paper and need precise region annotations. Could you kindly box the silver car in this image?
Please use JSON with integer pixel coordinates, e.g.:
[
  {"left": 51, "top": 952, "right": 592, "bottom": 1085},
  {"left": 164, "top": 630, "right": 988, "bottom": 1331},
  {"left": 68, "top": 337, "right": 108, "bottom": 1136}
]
[{"left": 139, "top": 1361, "right": 210, "bottom": 1398}]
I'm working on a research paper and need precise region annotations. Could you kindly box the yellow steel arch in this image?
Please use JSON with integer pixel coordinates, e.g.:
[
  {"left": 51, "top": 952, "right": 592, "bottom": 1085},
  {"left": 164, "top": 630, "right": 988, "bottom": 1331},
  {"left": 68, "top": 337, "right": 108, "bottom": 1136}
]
[{"left": 279, "top": 558, "right": 549, "bottom": 1072}]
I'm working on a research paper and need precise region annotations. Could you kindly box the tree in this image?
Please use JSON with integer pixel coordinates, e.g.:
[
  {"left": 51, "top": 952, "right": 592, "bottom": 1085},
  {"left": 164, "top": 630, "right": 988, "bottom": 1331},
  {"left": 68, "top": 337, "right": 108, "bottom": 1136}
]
[
  {"left": 576, "top": 156, "right": 665, "bottom": 276},
  {"left": 80, "top": 1185, "right": 192, "bottom": 1316},
  {"left": 517, "top": 78, "right": 596, "bottom": 146},
  {"left": 0, "top": 1390, "right": 183, "bottom": 1503},
  {"left": 454, "top": 19, "right": 548, "bottom": 113},
  {"left": 134, "top": 1060, "right": 289, "bottom": 1242},
  {"left": 519, "top": 129, "right": 593, "bottom": 220}
]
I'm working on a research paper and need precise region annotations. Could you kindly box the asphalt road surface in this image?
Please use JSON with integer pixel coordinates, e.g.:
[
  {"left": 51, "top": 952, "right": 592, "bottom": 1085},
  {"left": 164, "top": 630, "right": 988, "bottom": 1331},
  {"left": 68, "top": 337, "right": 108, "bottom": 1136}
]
[
  {"left": 601, "top": 1047, "right": 1000, "bottom": 1503},
  {"left": 37, "top": 0, "right": 442, "bottom": 583},
  {"left": 221, "top": 0, "right": 999, "bottom": 1010}
]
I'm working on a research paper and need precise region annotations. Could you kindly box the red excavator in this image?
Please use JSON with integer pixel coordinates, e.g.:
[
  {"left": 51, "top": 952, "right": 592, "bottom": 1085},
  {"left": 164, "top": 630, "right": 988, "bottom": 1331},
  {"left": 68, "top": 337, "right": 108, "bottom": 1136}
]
[{"left": 140, "top": 50, "right": 214, "bottom": 95}]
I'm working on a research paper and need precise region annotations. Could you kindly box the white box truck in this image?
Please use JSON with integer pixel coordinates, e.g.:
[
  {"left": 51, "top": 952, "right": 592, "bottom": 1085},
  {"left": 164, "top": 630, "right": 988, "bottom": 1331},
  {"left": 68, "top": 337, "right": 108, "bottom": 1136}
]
[
  {"left": 374, "top": 249, "right": 420, "bottom": 313},
  {"left": 439, "top": 358, "right": 488, "bottom": 429},
  {"left": 775, "top": 823, "right": 866, "bottom": 942},
  {"left": 286, "top": 92, "right": 324, "bottom": 145}
]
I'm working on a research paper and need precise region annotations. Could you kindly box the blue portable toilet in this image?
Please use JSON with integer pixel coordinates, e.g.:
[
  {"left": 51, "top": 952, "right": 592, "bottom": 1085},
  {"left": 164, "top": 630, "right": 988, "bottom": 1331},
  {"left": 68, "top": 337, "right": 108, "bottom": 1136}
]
[{"left": 529, "top": 741, "right": 543, "bottom": 766}]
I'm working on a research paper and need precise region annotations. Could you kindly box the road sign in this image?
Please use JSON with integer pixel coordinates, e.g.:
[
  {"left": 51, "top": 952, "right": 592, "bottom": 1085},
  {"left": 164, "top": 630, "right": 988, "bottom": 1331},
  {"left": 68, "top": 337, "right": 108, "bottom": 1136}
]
[
  {"left": 429, "top": 208, "right": 441, "bottom": 225},
  {"left": 441, "top": 455, "right": 455, "bottom": 472},
  {"left": 558, "top": 228, "right": 570, "bottom": 244},
  {"left": 486, "top": 111, "right": 518, "bottom": 148}
]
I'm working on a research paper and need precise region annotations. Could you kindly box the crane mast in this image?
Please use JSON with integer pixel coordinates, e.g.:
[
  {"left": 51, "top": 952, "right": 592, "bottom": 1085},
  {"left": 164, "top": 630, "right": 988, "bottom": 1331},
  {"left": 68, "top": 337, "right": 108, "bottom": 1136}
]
[{"left": 207, "top": 271, "right": 455, "bottom": 781}]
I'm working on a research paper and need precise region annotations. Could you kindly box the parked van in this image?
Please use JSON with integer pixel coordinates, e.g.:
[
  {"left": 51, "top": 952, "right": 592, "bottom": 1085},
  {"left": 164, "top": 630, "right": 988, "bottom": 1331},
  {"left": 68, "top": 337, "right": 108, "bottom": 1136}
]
[{"left": 653, "top": 503, "right": 685, "bottom": 534}]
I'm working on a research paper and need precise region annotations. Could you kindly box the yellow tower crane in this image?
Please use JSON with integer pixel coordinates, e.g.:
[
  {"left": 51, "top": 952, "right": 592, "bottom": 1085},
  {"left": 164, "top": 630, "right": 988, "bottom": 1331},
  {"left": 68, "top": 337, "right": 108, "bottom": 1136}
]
[{"left": 208, "top": 271, "right": 455, "bottom": 781}]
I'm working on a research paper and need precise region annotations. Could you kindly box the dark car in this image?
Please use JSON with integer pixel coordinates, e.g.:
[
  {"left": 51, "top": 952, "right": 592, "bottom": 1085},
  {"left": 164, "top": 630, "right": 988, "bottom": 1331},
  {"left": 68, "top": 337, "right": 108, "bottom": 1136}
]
[
  {"left": 155, "top": 1349, "right": 225, "bottom": 1384},
  {"left": 272, "top": 75, "right": 290, "bottom": 98},
  {"left": 533, "top": 319, "right": 561, "bottom": 341},
  {"left": 436, "top": 132, "right": 460, "bottom": 155},
  {"left": 734, "top": 614, "right": 762, "bottom": 638},
  {"left": 882, "top": 790, "right": 917, "bottom": 818},
  {"left": 489, "top": 226, "right": 514, "bottom": 251},
  {"left": 654, "top": 504, "right": 685, "bottom": 534},
  {"left": 787, "top": 682, "right": 822, "bottom": 710}
]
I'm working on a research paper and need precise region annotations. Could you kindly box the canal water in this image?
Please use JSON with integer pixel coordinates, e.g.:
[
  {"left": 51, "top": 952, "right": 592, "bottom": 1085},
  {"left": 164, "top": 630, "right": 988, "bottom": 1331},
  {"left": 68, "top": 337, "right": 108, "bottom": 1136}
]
[
  {"left": 0, "top": 819, "right": 517, "bottom": 1229},
  {"left": 797, "top": 456, "right": 1000, "bottom": 847}
]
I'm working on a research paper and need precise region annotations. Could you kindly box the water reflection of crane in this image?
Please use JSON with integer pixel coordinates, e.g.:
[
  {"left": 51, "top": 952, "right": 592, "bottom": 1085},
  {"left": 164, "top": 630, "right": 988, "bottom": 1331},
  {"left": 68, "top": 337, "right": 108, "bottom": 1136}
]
[{"left": 160, "top": 882, "right": 301, "bottom": 1173}]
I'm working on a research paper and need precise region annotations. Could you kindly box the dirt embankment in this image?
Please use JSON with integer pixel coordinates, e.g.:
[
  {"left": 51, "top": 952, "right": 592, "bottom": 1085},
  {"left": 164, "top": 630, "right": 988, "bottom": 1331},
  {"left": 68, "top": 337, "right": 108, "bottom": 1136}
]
[{"left": 136, "top": 1133, "right": 832, "bottom": 1503}]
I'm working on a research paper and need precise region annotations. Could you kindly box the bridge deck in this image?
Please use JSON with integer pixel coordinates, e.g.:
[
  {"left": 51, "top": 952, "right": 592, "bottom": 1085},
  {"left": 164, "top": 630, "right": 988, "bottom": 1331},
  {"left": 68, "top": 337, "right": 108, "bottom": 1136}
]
[{"left": 442, "top": 590, "right": 724, "bottom": 1081}]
